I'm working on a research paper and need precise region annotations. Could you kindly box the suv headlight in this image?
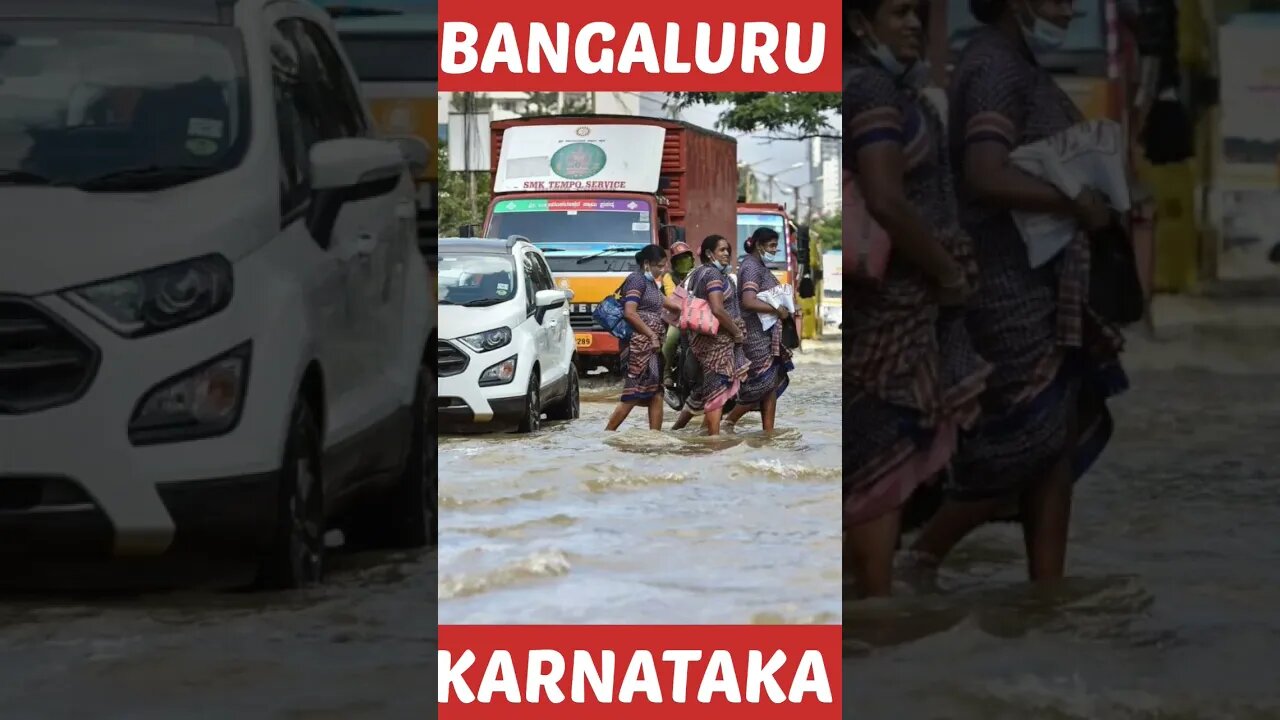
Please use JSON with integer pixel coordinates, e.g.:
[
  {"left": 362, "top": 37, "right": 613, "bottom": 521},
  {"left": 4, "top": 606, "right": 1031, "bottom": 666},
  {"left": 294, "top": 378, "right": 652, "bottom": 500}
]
[
  {"left": 129, "top": 343, "right": 250, "bottom": 445},
  {"left": 63, "top": 255, "right": 233, "bottom": 338},
  {"left": 458, "top": 327, "right": 511, "bottom": 353}
]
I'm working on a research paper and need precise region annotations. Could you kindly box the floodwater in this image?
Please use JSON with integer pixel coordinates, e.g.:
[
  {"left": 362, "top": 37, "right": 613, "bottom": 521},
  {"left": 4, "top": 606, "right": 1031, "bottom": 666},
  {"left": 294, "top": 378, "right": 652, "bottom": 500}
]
[
  {"left": 437, "top": 335, "right": 843, "bottom": 624},
  {"left": 843, "top": 331, "right": 1280, "bottom": 719},
  {"left": 0, "top": 549, "right": 439, "bottom": 719}
]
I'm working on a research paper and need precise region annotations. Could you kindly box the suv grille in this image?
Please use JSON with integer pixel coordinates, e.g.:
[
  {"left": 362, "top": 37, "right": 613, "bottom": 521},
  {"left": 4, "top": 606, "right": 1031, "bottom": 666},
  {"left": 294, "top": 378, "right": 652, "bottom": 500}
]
[
  {"left": 437, "top": 340, "right": 468, "bottom": 377},
  {"left": 0, "top": 298, "right": 99, "bottom": 414}
]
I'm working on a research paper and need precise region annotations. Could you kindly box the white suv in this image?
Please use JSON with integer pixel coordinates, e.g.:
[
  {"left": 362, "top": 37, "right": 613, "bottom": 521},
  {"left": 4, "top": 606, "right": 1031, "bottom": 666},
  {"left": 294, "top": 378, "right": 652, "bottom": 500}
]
[
  {"left": 437, "top": 237, "right": 579, "bottom": 433},
  {"left": 0, "top": 0, "right": 434, "bottom": 588}
]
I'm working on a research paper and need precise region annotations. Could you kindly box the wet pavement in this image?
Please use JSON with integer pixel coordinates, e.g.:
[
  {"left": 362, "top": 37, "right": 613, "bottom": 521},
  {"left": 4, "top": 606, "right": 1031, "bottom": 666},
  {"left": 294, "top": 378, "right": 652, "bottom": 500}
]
[
  {"left": 437, "top": 335, "right": 843, "bottom": 624},
  {"left": 843, "top": 331, "right": 1280, "bottom": 719},
  {"left": 0, "top": 549, "right": 438, "bottom": 719}
]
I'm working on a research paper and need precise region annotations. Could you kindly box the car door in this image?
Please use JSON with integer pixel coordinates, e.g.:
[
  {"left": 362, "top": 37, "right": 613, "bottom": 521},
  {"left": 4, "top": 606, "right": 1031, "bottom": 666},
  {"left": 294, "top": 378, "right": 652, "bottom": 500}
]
[
  {"left": 531, "top": 253, "right": 568, "bottom": 385},
  {"left": 267, "top": 13, "right": 363, "bottom": 451},
  {"left": 275, "top": 13, "right": 405, "bottom": 432},
  {"left": 292, "top": 18, "right": 416, "bottom": 412},
  {"left": 520, "top": 251, "right": 551, "bottom": 388}
]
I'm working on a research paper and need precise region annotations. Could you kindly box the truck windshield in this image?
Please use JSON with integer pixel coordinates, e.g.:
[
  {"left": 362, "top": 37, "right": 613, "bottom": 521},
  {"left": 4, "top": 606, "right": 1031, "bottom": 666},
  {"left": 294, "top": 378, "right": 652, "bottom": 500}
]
[
  {"left": 947, "top": 0, "right": 1105, "bottom": 53},
  {"left": 438, "top": 254, "right": 518, "bottom": 307},
  {"left": 486, "top": 198, "right": 654, "bottom": 272},
  {"left": 0, "top": 22, "right": 248, "bottom": 190},
  {"left": 737, "top": 213, "right": 790, "bottom": 269}
]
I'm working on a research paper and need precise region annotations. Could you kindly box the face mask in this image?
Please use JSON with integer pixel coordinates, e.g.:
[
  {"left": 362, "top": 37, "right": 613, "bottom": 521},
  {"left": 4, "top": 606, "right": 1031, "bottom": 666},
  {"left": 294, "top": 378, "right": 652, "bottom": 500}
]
[
  {"left": 865, "top": 31, "right": 907, "bottom": 77},
  {"left": 674, "top": 258, "right": 694, "bottom": 276},
  {"left": 1020, "top": 9, "right": 1067, "bottom": 52},
  {"left": 713, "top": 260, "right": 728, "bottom": 272},
  {"left": 763, "top": 248, "right": 780, "bottom": 262},
  {"left": 643, "top": 269, "right": 655, "bottom": 281},
  {"left": 903, "top": 59, "right": 932, "bottom": 89}
]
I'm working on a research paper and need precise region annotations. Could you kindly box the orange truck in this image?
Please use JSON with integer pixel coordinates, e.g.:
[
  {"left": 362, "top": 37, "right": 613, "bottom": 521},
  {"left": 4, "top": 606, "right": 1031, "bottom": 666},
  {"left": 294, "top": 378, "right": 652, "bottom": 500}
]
[
  {"left": 736, "top": 202, "right": 804, "bottom": 348},
  {"left": 480, "top": 114, "right": 738, "bottom": 373}
]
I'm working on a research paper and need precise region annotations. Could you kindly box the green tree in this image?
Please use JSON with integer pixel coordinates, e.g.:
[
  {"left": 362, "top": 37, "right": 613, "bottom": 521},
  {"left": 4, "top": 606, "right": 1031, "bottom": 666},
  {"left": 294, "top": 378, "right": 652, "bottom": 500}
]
[
  {"left": 438, "top": 145, "right": 491, "bottom": 237},
  {"left": 809, "top": 212, "right": 842, "bottom": 252},
  {"left": 666, "top": 92, "right": 841, "bottom": 141}
]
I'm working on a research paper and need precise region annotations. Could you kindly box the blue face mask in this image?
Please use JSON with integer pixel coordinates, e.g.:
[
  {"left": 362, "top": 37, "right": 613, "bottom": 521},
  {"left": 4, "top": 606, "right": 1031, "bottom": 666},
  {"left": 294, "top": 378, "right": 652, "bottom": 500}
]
[
  {"left": 866, "top": 34, "right": 907, "bottom": 77},
  {"left": 643, "top": 270, "right": 654, "bottom": 281},
  {"left": 1020, "top": 11, "right": 1067, "bottom": 53},
  {"left": 713, "top": 260, "right": 728, "bottom": 272}
]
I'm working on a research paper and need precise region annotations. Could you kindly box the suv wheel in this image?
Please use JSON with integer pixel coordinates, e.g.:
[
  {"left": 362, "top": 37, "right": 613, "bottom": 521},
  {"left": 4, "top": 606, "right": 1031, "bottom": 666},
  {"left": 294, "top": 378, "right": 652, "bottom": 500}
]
[
  {"left": 544, "top": 362, "right": 580, "bottom": 421},
  {"left": 257, "top": 399, "right": 325, "bottom": 589},
  {"left": 516, "top": 369, "right": 541, "bottom": 433}
]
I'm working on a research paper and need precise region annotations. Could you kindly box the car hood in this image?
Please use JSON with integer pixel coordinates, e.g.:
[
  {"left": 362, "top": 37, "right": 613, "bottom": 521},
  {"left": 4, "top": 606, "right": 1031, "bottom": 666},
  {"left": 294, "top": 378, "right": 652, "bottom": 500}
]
[
  {"left": 438, "top": 300, "right": 526, "bottom": 341},
  {"left": 0, "top": 177, "right": 274, "bottom": 295}
]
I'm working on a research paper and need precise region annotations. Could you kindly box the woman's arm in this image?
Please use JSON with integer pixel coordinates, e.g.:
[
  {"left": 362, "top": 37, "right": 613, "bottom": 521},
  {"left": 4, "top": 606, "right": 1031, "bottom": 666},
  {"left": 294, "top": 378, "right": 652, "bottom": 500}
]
[
  {"left": 958, "top": 64, "right": 1112, "bottom": 229},
  {"left": 859, "top": 143, "right": 964, "bottom": 284},
  {"left": 707, "top": 291, "right": 743, "bottom": 341},
  {"left": 965, "top": 141, "right": 1109, "bottom": 227},
  {"left": 623, "top": 302, "right": 659, "bottom": 341}
]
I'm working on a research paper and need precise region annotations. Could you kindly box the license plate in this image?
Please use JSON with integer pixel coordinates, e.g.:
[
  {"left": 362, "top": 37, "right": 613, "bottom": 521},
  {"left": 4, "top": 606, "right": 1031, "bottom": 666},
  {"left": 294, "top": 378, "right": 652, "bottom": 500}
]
[{"left": 575, "top": 334, "right": 593, "bottom": 348}]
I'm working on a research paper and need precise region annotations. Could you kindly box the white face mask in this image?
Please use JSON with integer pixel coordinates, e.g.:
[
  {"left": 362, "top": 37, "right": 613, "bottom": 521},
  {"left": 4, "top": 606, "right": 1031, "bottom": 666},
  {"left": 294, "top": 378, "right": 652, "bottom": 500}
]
[
  {"left": 863, "top": 25, "right": 928, "bottom": 87},
  {"left": 1019, "top": 8, "right": 1067, "bottom": 52}
]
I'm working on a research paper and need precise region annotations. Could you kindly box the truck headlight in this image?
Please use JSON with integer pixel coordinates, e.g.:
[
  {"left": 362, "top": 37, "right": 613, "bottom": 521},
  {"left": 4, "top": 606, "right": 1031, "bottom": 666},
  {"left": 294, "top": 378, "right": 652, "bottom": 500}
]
[
  {"left": 129, "top": 343, "right": 250, "bottom": 445},
  {"left": 63, "top": 255, "right": 233, "bottom": 338},
  {"left": 458, "top": 327, "right": 511, "bottom": 353},
  {"left": 478, "top": 355, "right": 517, "bottom": 386}
]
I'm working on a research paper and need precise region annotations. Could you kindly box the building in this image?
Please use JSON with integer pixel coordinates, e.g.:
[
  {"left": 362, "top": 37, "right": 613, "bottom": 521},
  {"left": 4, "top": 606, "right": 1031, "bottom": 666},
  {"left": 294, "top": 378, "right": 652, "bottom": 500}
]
[
  {"left": 437, "top": 92, "right": 652, "bottom": 124},
  {"left": 808, "top": 136, "right": 841, "bottom": 218}
]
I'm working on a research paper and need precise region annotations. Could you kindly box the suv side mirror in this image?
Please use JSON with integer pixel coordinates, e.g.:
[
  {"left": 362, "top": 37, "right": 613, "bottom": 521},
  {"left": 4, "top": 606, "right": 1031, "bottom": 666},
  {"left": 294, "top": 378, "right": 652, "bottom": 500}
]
[
  {"left": 387, "top": 135, "right": 430, "bottom": 178},
  {"left": 307, "top": 138, "right": 403, "bottom": 247}
]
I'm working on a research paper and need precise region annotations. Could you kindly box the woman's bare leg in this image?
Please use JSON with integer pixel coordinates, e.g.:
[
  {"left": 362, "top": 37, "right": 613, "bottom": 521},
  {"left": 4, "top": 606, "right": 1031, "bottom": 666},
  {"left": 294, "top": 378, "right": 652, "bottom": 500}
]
[
  {"left": 647, "top": 394, "right": 664, "bottom": 430},
  {"left": 705, "top": 408, "right": 723, "bottom": 436},
  {"left": 846, "top": 509, "right": 902, "bottom": 598},
  {"left": 909, "top": 497, "right": 1005, "bottom": 563},
  {"left": 605, "top": 402, "right": 636, "bottom": 431},
  {"left": 671, "top": 409, "right": 694, "bottom": 430},
  {"left": 760, "top": 391, "right": 779, "bottom": 433},
  {"left": 1020, "top": 456, "right": 1073, "bottom": 581}
]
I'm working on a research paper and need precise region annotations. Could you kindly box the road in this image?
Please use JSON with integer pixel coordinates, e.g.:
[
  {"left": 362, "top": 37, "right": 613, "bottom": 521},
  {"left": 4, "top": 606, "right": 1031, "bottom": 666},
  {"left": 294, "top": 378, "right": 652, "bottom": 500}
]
[
  {"left": 843, "top": 331, "right": 1280, "bottom": 719},
  {"left": 438, "top": 335, "right": 843, "bottom": 624}
]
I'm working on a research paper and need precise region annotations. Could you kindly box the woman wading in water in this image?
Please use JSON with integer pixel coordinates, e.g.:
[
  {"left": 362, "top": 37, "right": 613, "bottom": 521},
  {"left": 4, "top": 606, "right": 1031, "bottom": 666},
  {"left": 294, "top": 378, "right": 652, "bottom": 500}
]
[
  {"left": 670, "top": 235, "right": 749, "bottom": 437},
  {"left": 726, "top": 227, "right": 795, "bottom": 433},
  {"left": 904, "top": 0, "right": 1129, "bottom": 584},
  {"left": 606, "top": 245, "right": 670, "bottom": 431},
  {"left": 842, "top": 0, "right": 991, "bottom": 597}
]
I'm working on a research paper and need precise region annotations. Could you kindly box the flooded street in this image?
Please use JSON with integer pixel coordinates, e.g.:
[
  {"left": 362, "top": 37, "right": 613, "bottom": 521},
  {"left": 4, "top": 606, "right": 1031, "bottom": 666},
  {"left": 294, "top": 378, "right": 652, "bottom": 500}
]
[
  {"left": 0, "top": 550, "right": 438, "bottom": 719},
  {"left": 844, "top": 331, "right": 1280, "bottom": 719},
  {"left": 438, "top": 336, "right": 842, "bottom": 624}
]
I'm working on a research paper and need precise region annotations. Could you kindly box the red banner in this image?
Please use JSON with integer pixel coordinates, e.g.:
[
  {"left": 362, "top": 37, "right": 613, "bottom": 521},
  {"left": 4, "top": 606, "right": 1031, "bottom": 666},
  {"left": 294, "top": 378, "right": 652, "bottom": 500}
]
[
  {"left": 438, "top": 625, "right": 841, "bottom": 718},
  {"left": 437, "top": 0, "right": 841, "bottom": 92}
]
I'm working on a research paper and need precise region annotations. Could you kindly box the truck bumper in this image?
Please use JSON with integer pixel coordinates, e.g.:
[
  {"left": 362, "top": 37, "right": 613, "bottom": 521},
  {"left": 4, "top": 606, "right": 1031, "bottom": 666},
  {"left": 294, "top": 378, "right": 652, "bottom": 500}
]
[{"left": 572, "top": 330, "right": 620, "bottom": 356}]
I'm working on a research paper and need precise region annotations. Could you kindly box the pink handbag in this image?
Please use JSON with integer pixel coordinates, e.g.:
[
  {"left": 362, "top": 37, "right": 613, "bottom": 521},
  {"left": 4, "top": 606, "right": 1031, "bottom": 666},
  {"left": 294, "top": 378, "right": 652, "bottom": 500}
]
[
  {"left": 674, "top": 275, "right": 719, "bottom": 336},
  {"left": 844, "top": 170, "right": 891, "bottom": 281}
]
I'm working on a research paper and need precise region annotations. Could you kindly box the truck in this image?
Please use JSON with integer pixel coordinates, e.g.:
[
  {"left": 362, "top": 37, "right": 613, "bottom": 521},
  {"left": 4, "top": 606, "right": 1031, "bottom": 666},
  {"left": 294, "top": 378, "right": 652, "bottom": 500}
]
[
  {"left": 326, "top": 2, "right": 439, "bottom": 239},
  {"left": 736, "top": 202, "right": 806, "bottom": 348},
  {"left": 478, "top": 115, "right": 738, "bottom": 373}
]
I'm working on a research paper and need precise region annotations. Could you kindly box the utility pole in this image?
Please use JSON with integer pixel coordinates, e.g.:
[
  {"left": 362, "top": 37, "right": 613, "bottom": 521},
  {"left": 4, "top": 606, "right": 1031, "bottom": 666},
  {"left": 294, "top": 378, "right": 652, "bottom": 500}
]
[{"left": 464, "top": 92, "right": 476, "bottom": 218}]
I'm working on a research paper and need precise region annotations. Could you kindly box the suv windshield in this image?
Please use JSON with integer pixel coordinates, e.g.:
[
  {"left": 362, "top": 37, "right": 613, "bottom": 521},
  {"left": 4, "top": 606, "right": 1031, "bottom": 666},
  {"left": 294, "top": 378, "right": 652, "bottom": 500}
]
[
  {"left": 438, "top": 253, "right": 518, "bottom": 307},
  {"left": 486, "top": 198, "right": 654, "bottom": 272},
  {"left": 737, "top": 213, "right": 790, "bottom": 270},
  {"left": 0, "top": 22, "right": 249, "bottom": 190}
]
